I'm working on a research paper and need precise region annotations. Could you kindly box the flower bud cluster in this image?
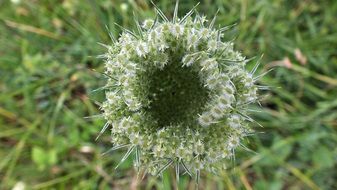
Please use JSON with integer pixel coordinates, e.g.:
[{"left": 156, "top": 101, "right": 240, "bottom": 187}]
[{"left": 100, "top": 7, "right": 259, "bottom": 178}]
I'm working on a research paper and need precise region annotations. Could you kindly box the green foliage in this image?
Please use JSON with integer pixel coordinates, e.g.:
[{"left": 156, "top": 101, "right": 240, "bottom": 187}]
[
  {"left": 0, "top": 0, "right": 337, "bottom": 189},
  {"left": 32, "top": 146, "right": 57, "bottom": 171}
]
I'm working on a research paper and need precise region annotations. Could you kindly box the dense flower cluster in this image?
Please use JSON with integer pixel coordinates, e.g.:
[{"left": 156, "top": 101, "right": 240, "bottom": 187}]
[{"left": 100, "top": 5, "right": 259, "bottom": 179}]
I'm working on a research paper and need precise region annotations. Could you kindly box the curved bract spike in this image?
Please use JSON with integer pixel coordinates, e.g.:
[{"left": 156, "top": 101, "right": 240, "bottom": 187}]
[
  {"left": 219, "top": 23, "right": 238, "bottom": 32},
  {"left": 150, "top": 1, "right": 169, "bottom": 22},
  {"left": 133, "top": 11, "right": 144, "bottom": 38},
  {"left": 179, "top": 2, "right": 200, "bottom": 24},
  {"left": 209, "top": 9, "right": 220, "bottom": 29},
  {"left": 114, "top": 22, "right": 137, "bottom": 38},
  {"left": 115, "top": 145, "right": 136, "bottom": 169},
  {"left": 101, "top": 144, "right": 129, "bottom": 156},
  {"left": 95, "top": 122, "right": 109, "bottom": 141},
  {"left": 105, "top": 25, "right": 116, "bottom": 43},
  {"left": 251, "top": 54, "right": 264, "bottom": 75},
  {"left": 173, "top": 0, "right": 180, "bottom": 23}
]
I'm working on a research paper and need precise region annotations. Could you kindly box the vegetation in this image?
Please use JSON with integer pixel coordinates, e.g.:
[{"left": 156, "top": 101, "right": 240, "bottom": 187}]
[{"left": 1, "top": 0, "right": 336, "bottom": 189}]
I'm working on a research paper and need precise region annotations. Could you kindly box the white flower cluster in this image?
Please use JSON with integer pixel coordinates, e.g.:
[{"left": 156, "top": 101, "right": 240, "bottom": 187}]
[{"left": 100, "top": 5, "right": 259, "bottom": 180}]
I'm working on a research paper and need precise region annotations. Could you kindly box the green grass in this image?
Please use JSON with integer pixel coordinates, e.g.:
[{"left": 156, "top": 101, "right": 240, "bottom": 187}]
[{"left": 1, "top": 0, "right": 337, "bottom": 189}]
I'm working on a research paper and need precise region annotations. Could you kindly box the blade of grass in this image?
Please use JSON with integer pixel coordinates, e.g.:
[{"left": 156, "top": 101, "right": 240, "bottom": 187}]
[
  {"left": 48, "top": 91, "right": 68, "bottom": 144},
  {"left": 2, "top": 117, "right": 42, "bottom": 184},
  {"left": 4, "top": 20, "right": 61, "bottom": 40},
  {"left": 284, "top": 163, "right": 320, "bottom": 190}
]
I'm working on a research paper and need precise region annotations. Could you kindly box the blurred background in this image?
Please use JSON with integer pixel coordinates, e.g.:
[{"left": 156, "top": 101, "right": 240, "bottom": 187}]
[{"left": 1, "top": 0, "right": 337, "bottom": 189}]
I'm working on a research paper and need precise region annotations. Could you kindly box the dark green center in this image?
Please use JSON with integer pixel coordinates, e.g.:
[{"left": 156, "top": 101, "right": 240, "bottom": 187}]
[{"left": 145, "top": 59, "right": 210, "bottom": 128}]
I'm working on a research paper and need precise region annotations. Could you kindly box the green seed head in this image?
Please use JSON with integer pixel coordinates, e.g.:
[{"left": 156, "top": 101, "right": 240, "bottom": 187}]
[{"left": 100, "top": 3, "right": 259, "bottom": 179}]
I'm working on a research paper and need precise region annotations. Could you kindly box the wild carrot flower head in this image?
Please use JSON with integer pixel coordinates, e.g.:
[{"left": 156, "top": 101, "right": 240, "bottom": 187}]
[{"left": 99, "top": 2, "right": 260, "bottom": 180}]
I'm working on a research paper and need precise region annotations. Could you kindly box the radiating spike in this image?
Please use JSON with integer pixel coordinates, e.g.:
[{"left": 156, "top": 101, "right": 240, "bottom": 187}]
[
  {"left": 222, "top": 56, "right": 254, "bottom": 65},
  {"left": 150, "top": 14, "right": 159, "bottom": 30},
  {"left": 95, "top": 122, "right": 109, "bottom": 141},
  {"left": 97, "top": 42, "right": 110, "bottom": 49},
  {"left": 101, "top": 144, "right": 129, "bottom": 156},
  {"left": 194, "top": 10, "right": 203, "bottom": 26},
  {"left": 209, "top": 9, "right": 220, "bottom": 29},
  {"left": 133, "top": 11, "right": 144, "bottom": 38},
  {"left": 240, "top": 143, "right": 258, "bottom": 154},
  {"left": 156, "top": 159, "right": 173, "bottom": 176},
  {"left": 218, "top": 37, "right": 237, "bottom": 57},
  {"left": 90, "top": 85, "right": 120, "bottom": 93},
  {"left": 92, "top": 100, "right": 102, "bottom": 107},
  {"left": 141, "top": 168, "right": 148, "bottom": 180},
  {"left": 229, "top": 80, "right": 237, "bottom": 91},
  {"left": 217, "top": 47, "right": 229, "bottom": 58},
  {"left": 196, "top": 169, "right": 200, "bottom": 188},
  {"left": 221, "top": 58, "right": 245, "bottom": 64},
  {"left": 244, "top": 56, "right": 257, "bottom": 64},
  {"left": 115, "top": 146, "right": 135, "bottom": 169},
  {"left": 232, "top": 149, "right": 236, "bottom": 168},
  {"left": 237, "top": 110, "right": 264, "bottom": 128},
  {"left": 114, "top": 22, "right": 137, "bottom": 38},
  {"left": 83, "top": 114, "right": 104, "bottom": 120},
  {"left": 181, "top": 160, "right": 192, "bottom": 176},
  {"left": 246, "top": 108, "right": 262, "bottom": 113},
  {"left": 236, "top": 94, "right": 267, "bottom": 108},
  {"left": 173, "top": 0, "right": 180, "bottom": 23},
  {"left": 219, "top": 23, "right": 237, "bottom": 32},
  {"left": 251, "top": 54, "right": 264, "bottom": 75},
  {"left": 135, "top": 146, "right": 141, "bottom": 172},
  {"left": 150, "top": 1, "right": 169, "bottom": 22},
  {"left": 260, "top": 85, "right": 281, "bottom": 90},
  {"left": 243, "top": 133, "right": 256, "bottom": 137},
  {"left": 91, "top": 68, "right": 118, "bottom": 81},
  {"left": 256, "top": 85, "right": 271, "bottom": 90},
  {"left": 179, "top": 3, "right": 200, "bottom": 24},
  {"left": 175, "top": 161, "right": 180, "bottom": 182},
  {"left": 96, "top": 53, "right": 109, "bottom": 59},
  {"left": 254, "top": 68, "right": 274, "bottom": 81},
  {"left": 105, "top": 25, "right": 116, "bottom": 43},
  {"left": 214, "top": 31, "right": 221, "bottom": 54}
]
